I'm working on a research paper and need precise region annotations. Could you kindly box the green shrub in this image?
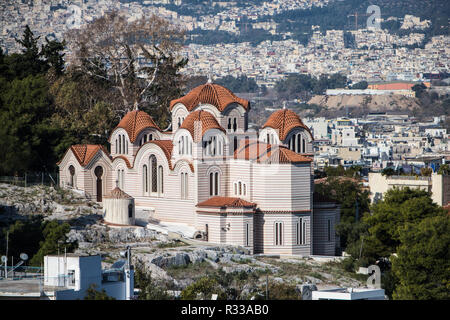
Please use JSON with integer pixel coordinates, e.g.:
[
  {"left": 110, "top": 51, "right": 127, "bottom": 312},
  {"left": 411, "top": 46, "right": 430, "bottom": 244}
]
[{"left": 180, "top": 276, "right": 226, "bottom": 300}]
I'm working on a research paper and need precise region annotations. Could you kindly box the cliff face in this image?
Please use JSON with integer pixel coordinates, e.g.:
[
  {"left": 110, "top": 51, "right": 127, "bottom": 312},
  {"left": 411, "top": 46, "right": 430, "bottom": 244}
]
[{"left": 308, "top": 94, "right": 421, "bottom": 112}]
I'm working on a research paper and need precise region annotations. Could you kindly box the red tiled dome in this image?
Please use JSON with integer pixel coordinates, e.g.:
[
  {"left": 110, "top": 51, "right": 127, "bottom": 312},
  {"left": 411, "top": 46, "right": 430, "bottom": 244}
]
[
  {"left": 262, "top": 109, "right": 312, "bottom": 141},
  {"left": 234, "top": 140, "right": 312, "bottom": 164},
  {"left": 115, "top": 110, "right": 161, "bottom": 143},
  {"left": 169, "top": 83, "right": 249, "bottom": 112},
  {"left": 179, "top": 110, "right": 225, "bottom": 141}
]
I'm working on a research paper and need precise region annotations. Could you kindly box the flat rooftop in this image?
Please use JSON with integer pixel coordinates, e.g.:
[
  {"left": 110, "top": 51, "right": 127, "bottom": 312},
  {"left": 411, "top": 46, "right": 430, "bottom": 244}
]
[{"left": 0, "top": 279, "right": 67, "bottom": 298}]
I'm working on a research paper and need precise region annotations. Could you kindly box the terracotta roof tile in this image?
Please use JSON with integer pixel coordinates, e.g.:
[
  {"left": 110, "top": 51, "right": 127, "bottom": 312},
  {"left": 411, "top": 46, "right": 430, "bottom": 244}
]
[
  {"left": 197, "top": 196, "right": 256, "bottom": 208},
  {"left": 170, "top": 83, "right": 249, "bottom": 112},
  {"left": 262, "top": 109, "right": 312, "bottom": 141},
  {"left": 234, "top": 140, "right": 312, "bottom": 164},
  {"left": 179, "top": 110, "right": 225, "bottom": 142},
  {"left": 70, "top": 144, "right": 109, "bottom": 167},
  {"left": 115, "top": 110, "right": 161, "bottom": 143}
]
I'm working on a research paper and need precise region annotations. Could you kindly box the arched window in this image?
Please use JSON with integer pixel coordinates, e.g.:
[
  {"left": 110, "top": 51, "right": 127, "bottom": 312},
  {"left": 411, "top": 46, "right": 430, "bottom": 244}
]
[
  {"left": 149, "top": 134, "right": 153, "bottom": 141},
  {"left": 209, "top": 171, "right": 220, "bottom": 196},
  {"left": 245, "top": 223, "right": 250, "bottom": 247},
  {"left": 128, "top": 204, "right": 133, "bottom": 218},
  {"left": 118, "top": 135, "right": 122, "bottom": 154},
  {"left": 275, "top": 222, "right": 283, "bottom": 246},
  {"left": 214, "top": 172, "right": 219, "bottom": 196},
  {"left": 117, "top": 169, "right": 125, "bottom": 189},
  {"left": 228, "top": 118, "right": 232, "bottom": 130},
  {"left": 209, "top": 172, "right": 214, "bottom": 196},
  {"left": 302, "top": 138, "right": 306, "bottom": 153},
  {"left": 327, "top": 219, "right": 331, "bottom": 242},
  {"left": 143, "top": 164, "right": 148, "bottom": 194},
  {"left": 150, "top": 155, "right": 157, "bottom": 193},
  {"left": 158, "top": 165, "right": 164, "bottom": 194},
  {"left": 234, "top": 180, "right": 247, "bottom": 196},
  {"left": 234, "top": 136, "right": 238, "bottom": 152},
  {"left": 181, "top": 172, "right": 188, "bottom": 199},
  {"left": 296, "top": 218, "right": 307, "bottom": 245},
  {"left": 115, "top": 139, "right": 118, "bottom": 153},
  {"left": 185, "top": 173, "right": 188, "bottom": 198},
  {"left": 233, "top": 118, "right": 237, "bottom": 131},
  {"left": 122, "top": 135, "right": 126, "bottom": 154}
]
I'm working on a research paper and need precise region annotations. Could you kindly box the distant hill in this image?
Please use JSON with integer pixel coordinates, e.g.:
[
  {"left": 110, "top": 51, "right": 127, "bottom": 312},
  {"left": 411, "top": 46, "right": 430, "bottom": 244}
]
[
  {"left": 179, "top": 0, "right": 449, "bottom": 46},
  {"left": 308, "top": 94, "right": 421, "bottom": 112}
]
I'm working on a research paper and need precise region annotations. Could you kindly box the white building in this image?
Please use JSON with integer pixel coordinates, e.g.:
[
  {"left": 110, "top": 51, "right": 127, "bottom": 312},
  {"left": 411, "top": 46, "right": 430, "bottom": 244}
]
[
  {"left": 368, "top": 172, "right": 450, "bottom": 206},
  {"left": 43, "top": 253, "right": 134, "bottom": 300},
  {"left": 303, "top": 117, "right": 329, "bottom": 140},
  {"left": 311, "top": 287, "right": 386, "bottom": 300}
]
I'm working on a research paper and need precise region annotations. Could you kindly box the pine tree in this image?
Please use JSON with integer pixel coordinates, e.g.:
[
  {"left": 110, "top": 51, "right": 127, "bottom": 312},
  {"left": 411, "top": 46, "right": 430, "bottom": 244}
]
[{"left": 392, "top": 214, "right": 450, "bottom": 299}]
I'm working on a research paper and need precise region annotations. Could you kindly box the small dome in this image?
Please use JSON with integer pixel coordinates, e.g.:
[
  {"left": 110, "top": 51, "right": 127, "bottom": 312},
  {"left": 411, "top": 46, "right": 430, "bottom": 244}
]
[
  {"left": 179, "top": 110, "right": 225, "bottom": 141},
  {"left": 104, "top": 187, "right": 133, "bottom": 199},
  {"left": 103, "top": 187, "right": 135, "bottom": 226},
  {"left": 262, "top": 109, "right": 312, "bottom": 141},
  {"left": 170, "top": 82, "right": 249, "bottom": 112},
  {"left": 115, "top": 110, "right": 161, "bottom": 143}
]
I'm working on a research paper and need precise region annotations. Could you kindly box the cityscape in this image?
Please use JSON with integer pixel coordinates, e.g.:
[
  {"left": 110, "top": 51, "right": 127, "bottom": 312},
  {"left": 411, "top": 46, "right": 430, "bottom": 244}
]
[{"left": 0, "top": 0, "right": 448, "bottom": 307}]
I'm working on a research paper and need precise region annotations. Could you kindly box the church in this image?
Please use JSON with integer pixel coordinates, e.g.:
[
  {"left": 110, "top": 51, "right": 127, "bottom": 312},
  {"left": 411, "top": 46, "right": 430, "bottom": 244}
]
[{"left": 58, "top": 81, "right": 340, "bottom": 256}]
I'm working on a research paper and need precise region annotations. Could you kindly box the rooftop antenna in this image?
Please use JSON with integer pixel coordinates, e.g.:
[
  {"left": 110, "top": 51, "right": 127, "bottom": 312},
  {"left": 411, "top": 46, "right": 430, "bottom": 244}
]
[
  {"left": 283, "top": 101, "right": 286, "bottom": 109},
  {"left": 207, "top": 73, "right": 213, "bottom": 84}
]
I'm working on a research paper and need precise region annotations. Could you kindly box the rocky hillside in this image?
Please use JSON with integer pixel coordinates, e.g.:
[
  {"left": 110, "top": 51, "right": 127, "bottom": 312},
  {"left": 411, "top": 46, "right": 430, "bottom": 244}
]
[
  {"left": 308, "top": 94, "right": 421, "bottom": 112},
  {"left": 0, "top": 183, "right": 367, "bottom": 299}
]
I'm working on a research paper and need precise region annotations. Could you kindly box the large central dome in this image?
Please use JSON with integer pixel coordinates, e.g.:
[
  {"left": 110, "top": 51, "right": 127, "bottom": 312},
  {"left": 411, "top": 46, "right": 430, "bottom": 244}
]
[{"left": 170, "top": 82, "right": 250, "bottom": 112}]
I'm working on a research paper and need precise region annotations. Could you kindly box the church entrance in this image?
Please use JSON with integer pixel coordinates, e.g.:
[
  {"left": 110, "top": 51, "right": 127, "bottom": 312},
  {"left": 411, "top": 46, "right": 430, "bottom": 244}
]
[{"left": 94, "top": 166, "right": 103, "bottom": 202}]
